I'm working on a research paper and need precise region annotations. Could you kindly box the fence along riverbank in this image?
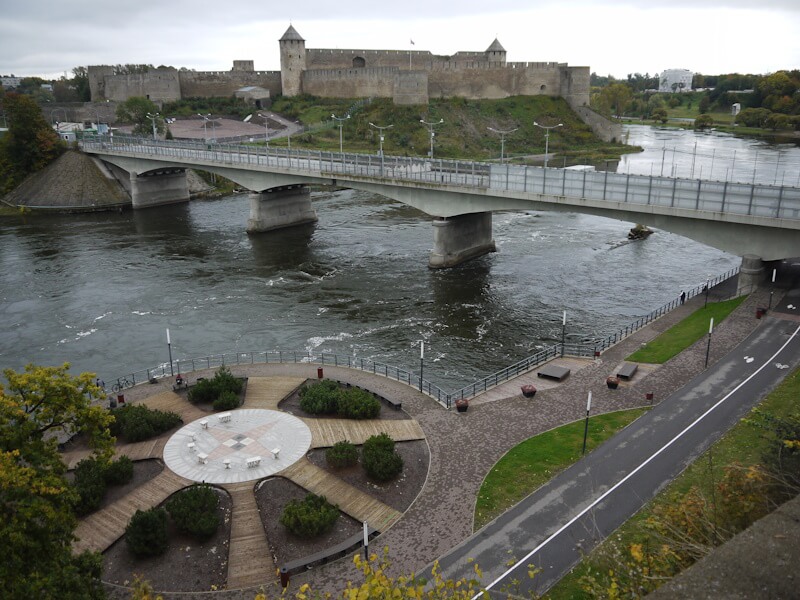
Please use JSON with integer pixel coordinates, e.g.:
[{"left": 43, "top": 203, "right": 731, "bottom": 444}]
[{"left": 108, "top": 268, "right": 739, "bottom": 409}]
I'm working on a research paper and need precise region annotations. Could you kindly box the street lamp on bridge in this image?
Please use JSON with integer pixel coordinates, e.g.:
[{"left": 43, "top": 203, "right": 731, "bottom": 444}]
[
  {"left": 420, "top": 118, "right": 444, "bottom": 160},
  {"left": 146, "top": 112, "right": 160, "bottom": 140},
  {"left": 198, "top": 113, "right": 217, "bottom": 143},
  {"left": 369, "top": 122, "right": 394, "bottom": 175},
  {"left": 533, "top": 121, "right": 563, "bottom": 168},
  {"left": 331, "top": 113, "right": 350, "bottom": 153},
  {"left": 258, "top": 113, "right": 271, "bottom": 147},
  {"left": 487, "top": 126, "right": 518, "bottom": 164}
]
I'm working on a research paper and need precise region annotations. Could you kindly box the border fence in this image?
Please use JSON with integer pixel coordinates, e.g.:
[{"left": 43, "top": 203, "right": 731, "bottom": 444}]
[{"left": 109, "top": 267, "right": 739, "bottom": 409}]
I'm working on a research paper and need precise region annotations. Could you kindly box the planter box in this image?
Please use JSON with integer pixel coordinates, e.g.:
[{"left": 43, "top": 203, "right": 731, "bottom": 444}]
[
  {"left": 456, "top": 403, "right": 469, "bottom": 413},
  {"left": 606, "top": 379, "right": 619, "bottom": 390},
  {"left": 521, "top": 385, "right": 537, "bottom": 398}
]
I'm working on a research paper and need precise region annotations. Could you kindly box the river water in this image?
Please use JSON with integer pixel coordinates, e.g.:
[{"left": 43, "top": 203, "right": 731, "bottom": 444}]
[{"left": 1, "top": 126, "right": 797, "bottom": 390}]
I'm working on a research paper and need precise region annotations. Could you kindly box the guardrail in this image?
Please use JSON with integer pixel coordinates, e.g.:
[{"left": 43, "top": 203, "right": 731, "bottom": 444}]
[
  {"left": 81, "top": 134, "right": 800, "bottom": 222},
  {"left": 109, "top": 268, "right": 740, "bottom": 409}
]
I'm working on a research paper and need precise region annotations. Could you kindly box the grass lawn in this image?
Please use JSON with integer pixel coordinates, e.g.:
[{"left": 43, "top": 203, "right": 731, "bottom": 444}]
[
  {"left": 547, "top": 364, "right": 800, "bottom": 599},
  {"left": 626, "top": 296, "right": 747, "bottom": 364},
  {"left": 473, "top": 409, "right": 648, "bottom": 531}
]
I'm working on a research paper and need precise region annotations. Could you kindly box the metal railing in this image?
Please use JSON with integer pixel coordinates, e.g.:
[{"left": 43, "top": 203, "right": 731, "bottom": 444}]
[
  {"left": 109, "top": 268, "right": 740, "bottom": 409},
  {"left": 81, "top": 134, "right": 800, "bottom": 222}
]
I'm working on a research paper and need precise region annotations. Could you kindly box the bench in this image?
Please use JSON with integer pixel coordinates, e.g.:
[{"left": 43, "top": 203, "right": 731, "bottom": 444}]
[
  {"left": 537, "top": 364, "right": 571, "bottom": 381},
  {"left": 218, "top": 412, "right": 232, "bottom": 423},
  {"left": 197, "top": 452, "right": 208, "bottom": 465},
  {"left": 187, "top": 442, "right": 196, "bottom": 452},
  {"left": 337, "top": 380, "right": 401, "bottom": 411},
  {"left": 271, "top": 447, "right": 281, "bottom": 459},
  {"left": 282, "top": 526, "right": 376, "bottom": 577},
  {"left": 223, "top": 459, "right": 231, "bottom": 469},
  {"left": 617, "top": 363, "right": 639, "bottom": 380},
  {"left": 199, "top": 419, "right": 208, "bottom": 429},
  {"left": 246, "top": 456, "right": 262, "bottom": 468}
]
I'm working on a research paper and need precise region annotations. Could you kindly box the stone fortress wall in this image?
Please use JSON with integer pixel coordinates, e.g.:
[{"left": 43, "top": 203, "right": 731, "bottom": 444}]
[{"left": 87, "top": 25, "right": 618, "bottom": 140}]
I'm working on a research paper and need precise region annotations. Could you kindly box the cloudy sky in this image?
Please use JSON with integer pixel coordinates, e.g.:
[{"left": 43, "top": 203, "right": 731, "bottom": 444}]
[{"left": 2, "top": 0, "right": 798, "bottom": 80}]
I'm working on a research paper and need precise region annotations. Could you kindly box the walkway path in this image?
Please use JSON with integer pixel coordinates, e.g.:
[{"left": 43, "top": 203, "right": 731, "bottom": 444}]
[
  {"left": 224, "top": 483, "right": 275, "bottom": 589},
  {"left": 303, "top": 417, "right": 425, "bottom": 448},
  {"left": 73, "top": 469, "right": 191, "bottom": 554},
  {"left": 140, "top": 390, "right": 208, "bottom": 422},
  {"left": 243, "top": 376, "right": 306, "bottom": 410},
  {"left": 280, "top": 459, "right": 402, "bottom": 531}
]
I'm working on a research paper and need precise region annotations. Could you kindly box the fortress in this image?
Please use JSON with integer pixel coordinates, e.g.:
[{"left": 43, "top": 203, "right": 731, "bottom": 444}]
[{"left": 90, "top": 25, "right": 591, "bottom": 108}]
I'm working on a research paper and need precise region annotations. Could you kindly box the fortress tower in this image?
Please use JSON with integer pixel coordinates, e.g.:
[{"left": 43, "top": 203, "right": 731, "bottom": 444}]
[
  {"left": 279, "top": 25, "right": 306, "bottom": 97},
  {"left": 485, "top": 39, "right": 507, "bottom": 64}
]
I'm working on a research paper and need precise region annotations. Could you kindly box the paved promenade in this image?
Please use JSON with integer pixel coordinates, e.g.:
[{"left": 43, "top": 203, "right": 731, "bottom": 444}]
[{"left": 96, "top": 281, "right": 798, "bottom": 600}]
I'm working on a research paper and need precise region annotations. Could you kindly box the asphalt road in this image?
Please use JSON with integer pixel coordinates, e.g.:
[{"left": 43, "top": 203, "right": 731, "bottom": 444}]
[{"left": 435, "top": 302, "right": 800, "bottom": 597}]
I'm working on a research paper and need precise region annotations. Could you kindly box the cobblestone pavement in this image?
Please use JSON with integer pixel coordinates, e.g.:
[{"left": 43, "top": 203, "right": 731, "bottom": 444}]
[{"left": 105, "top": 285, "right": 775, "bottom": 600}]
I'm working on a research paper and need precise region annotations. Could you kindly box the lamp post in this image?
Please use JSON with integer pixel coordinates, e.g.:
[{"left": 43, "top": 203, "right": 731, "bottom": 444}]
[
  {"left": 166, "top": 328, "right": 174, "bottom": 376},
  {"left": 420, "top": 118, "right": 444, "bottom": 159},
  {"left": 258, "top": 113, "right": 270, "bottom": 147},
  {"left": 197, "top": 113, "right": 217, "bottom": 143},
  {"left": 146, "top": 112, "right": 160, "bottom": 140},
  {"left": 369, "top": 122, "right": 393, "bottom": 175},
  {"left": 582, "top": 391, "right": 592, "bottom": 455},
  {"left": 561, "top": 310, "right": 567, "bottom": 357},
  {"left": 768, "top": 268, "right": 776, "bottom": 310},
  {"left": 331, "top": 113, "right": 350, "bottom": 153},
  {"left": 533, "top": 121, "right": 563, "bottom": 168},
  {"left": 704, "top": 275, "right": 710, "bottom": 308},
  {"left": 704, "top": 318, "right": 714, "bottom": 369},
  {"left": 487, "top": 126, "right": 518, "bottom": 164},
  {"left": 419, "top": 341, "right": 424, "bottom": 393}
]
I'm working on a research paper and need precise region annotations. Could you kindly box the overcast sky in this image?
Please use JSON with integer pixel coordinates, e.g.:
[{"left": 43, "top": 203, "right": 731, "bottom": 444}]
[{"left": 2, "top": 0, "right": 798, "bottom": 81}]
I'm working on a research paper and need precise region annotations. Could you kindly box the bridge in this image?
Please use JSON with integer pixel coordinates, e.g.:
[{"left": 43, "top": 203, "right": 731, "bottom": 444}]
[{"left": 82, "top": 135, "right": 800, "bottom": 286}]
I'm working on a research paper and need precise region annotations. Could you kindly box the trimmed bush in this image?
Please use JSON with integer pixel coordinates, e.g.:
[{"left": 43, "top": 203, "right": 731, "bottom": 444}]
[
  {"left": 111, "top": 404, "right": 182, "bottom": 442},
  {"left": 280, "top": 493, "right": 339, "bottom": 538},
  {"left": 362, "top": 433, "right": 403, "bottom": 481},
  {"left": 187, "top": 366, "right": 244, "bottom": 409},
  {"left": 299, "top": 380, "right": 341, "bottom": 415},
  {"left": 326, "top": 440, "right": 359, "bottom": 468},
  {"left": 126, "top": 507, "right": 168, "bottom": 557},
  {"left": 213, "top": 389, "right": 241, "bottom": 411},
  {"left": 338, "top": 388, "right": 381, "bottom": 420},
  {"left": 104, "top": 455, "right": 134, "bottom": 486},
  {"left": 166, "top": 484, "right": 220, "bottom": 540},
  {"left": 73, "top": 458, "right": 108, "bottom": 516}
]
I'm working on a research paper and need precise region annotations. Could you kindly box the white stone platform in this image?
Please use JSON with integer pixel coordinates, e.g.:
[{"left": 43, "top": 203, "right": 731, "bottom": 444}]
[{"left": 163, "top": 409, "right": 312, "bottom": 484}]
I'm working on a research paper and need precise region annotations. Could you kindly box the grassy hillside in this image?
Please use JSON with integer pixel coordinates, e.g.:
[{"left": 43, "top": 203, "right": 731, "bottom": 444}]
[{"left": 269, "top": 95, "right": 637, "bottom": 164}]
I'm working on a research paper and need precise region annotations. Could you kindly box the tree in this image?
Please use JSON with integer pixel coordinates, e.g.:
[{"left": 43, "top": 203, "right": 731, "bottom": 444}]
[
  {"left": 0, "top": 363, "right": 112, "bottom": 599},
  {"left": 698, "top": 95, "right": 711, "bottom": 114},
  {"left": 601, "top": 83, "right": 633, "bottom": 118},
  {"left": 0, "top": 92, "right": 65, "bottom": 195},
  {"left": 694, "top": 114, "right": 714, "bottom": 129},
  {"left": 652, "top": 108, "right": 668, "bottom": 124},
  {"left": 116, "top": 96, "right": 164, "bottom": 137}
]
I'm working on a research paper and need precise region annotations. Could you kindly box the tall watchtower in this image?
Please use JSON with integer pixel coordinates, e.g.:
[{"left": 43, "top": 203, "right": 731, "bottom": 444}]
[
  {"left": 279, "top": 25, "right": 306, "bottom": 97},
  {"left": 485, "top": 39, "right": 507, "bottom": 64}
]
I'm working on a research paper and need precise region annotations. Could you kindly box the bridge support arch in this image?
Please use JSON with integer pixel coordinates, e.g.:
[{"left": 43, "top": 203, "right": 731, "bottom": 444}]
[
  {"left": 130, "top": 168, "right": 189, "bottom": 209},
  {"left": 429, "top": 212, "right": 496, "bottom": 269},
  {"left": 246, "top": 184, "right": 318, "bottom": 233},
  {"left": 738, "top": 254, "right": 764, "bottom": 296}
]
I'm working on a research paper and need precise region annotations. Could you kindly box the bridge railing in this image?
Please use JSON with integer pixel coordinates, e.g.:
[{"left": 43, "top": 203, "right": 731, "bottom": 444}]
[
  {"left": 82, "top": 134, "right": 800, "bottom": 223},
  {"left": 108, "top": 268, "right": 739, "bottom": 409}
]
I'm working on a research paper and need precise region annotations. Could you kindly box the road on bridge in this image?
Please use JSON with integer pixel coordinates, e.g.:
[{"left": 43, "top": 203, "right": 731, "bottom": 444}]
[{"left": 434, "top": 293, "right": 800, "bottom": 597}]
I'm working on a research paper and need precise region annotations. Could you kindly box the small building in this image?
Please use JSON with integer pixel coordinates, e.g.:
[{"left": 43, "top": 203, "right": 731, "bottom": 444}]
[
  {"left": 659, "top": 69, "right": 693, "bottom": 93},
  {"left": 234, "top": 85, "right": 271, "bottom": 108},
  {"left": 731, "top": 103, "right": 741, "bottom": 116}
]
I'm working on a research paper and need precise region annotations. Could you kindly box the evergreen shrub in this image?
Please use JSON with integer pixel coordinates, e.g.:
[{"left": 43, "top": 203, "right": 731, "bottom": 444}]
[
  {"left": 280, "top": 493, "right": 339, "bottom": 538},
  {"left": 299, "top": 380, "right": 341, "bottom": 415},
  {"left": 325, "top": 440, "right": 359, "bottom": 468},
  {"left": 337, "top": 388, "right": 381, "bottom": 420},
  {"left": 125, "top": 508, "right": 168, "bottom": 556},
  {"left": 362, "top": 433, "right": 403, "bottom": 481},
  {"left": 166, "top": 484, "right": 220, "bottom": 540}
]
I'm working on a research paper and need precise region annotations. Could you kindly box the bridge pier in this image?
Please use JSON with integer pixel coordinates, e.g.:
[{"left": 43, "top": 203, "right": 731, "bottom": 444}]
[
  {"left": 130, "top": 168, "right": 189, "bottom": 209},
  {"left": 738, "top": 254, "right": 764, "bottom": 296},
  {"left": 429, "top": 212, "right": 496, "bottom": 269},
  {"left": 246, "top": 185, "right": 318, "bottom": 233}
]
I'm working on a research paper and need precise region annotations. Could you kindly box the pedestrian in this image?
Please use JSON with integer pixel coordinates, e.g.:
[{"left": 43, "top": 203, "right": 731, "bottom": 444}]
[{"left": 680, "top": 291, "right": 686, "bottom": 305}]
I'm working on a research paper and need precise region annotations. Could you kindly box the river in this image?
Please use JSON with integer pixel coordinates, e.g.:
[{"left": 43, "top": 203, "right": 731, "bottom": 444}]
[{"left": 1, "top": 126, "right": 797, "bottom": 390}]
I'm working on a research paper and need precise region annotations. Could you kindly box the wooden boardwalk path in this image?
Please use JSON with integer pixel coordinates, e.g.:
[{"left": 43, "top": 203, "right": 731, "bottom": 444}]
[
  {"left": 280, "top": 460, "right": 402, "bottom": 532},
  {"left": 73, "top": 469, "right": 190, "bottom": 554},
  {"left": 140, "top": 390, "right": 208, "bottom": 422},
  {"left": 224, "top": 483, "right": 275, "bottom": 589},
  {"left": 243, "top": 376, "right": 306, "bottom": 410},
  {"left": 62, "top": 437, "right": 168, "bottom": 470},
  {"left": 303, "top": 418, "right": 425, "bottom": 448}
]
